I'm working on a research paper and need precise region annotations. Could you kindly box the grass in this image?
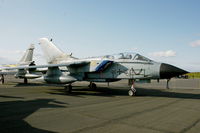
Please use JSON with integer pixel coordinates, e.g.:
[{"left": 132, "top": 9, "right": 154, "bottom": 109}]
[{"left": 186, "top": 72, "right": 200, "bottom": 79}]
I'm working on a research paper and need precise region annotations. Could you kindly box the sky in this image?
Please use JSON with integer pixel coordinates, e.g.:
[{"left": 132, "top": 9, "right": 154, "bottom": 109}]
[{"left": 0, "top": 0, "right": 200, "bottom": 72}]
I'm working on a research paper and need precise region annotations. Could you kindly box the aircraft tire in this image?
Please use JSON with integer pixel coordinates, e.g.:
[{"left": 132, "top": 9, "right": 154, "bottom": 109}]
[
  {"left": 89, "top": 83, "right": 97, "bottom": 89},
  {"left": 91, "top": 83, "right": 97, "bottom": 89},
  {"left": 128, "top": 90, "right": 135, "bottom": 96},
  {"left": 24, "top": 78, "right": 28, "bottom": 84},
  {"left": 65, "top": 85, "right": 72, "bottom": 93}
]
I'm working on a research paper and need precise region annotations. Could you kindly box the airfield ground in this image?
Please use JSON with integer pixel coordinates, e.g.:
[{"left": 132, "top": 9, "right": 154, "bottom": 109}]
[{"left": 1, "top": 76, "right": 200, "bottom": 133}]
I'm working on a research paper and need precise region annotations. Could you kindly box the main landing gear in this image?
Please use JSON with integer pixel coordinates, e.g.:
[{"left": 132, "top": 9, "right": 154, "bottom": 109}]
[
  {"left": 24, "top": 78, "right": 28, "bottom": 84},
  {"left": 128, "top": 80, "right": 136, "bottom": 96},
  {"left": 64, "top": 84, "right": 72, "bottom": 93},
  {"left": 64, "top": 82, "right": 97, "bottom": 94},
  {"left": 88, "top": 82, "right": 97, "bottom": 89}
]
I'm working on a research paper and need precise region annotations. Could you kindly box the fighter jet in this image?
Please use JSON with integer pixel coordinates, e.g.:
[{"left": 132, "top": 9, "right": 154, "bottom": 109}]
[
  {"left": 0, "top": 44, "right": 41, "bottom": 83},
  {"left": 2, "top": 38, "right": 188, "bottom": 96}
]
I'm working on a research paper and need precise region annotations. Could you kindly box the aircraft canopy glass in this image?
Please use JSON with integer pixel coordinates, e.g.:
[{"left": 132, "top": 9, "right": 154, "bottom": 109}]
[{"left": 103, "top": 53, "right": 152, "bottom": 62}]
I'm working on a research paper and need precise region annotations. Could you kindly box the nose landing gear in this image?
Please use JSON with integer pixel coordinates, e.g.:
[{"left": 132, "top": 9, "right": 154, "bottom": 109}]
[{"left": 128, "top": 80, "right": 136, "bottom": 96}]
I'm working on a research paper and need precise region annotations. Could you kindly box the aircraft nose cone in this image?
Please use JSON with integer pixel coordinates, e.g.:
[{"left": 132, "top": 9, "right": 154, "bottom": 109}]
[{"left": 160, "top": 63, "right": 188, "bottom": 79}]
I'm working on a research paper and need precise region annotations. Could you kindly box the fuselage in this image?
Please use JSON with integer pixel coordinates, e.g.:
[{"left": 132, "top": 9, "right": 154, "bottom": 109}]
[{"left": 37, "top": 52, "right": 186, "bottom": 84}]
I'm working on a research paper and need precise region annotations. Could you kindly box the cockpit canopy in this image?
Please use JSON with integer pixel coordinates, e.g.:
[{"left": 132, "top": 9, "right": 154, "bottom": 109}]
[{"left": 103, "top": 53, "right": 152, "bottom": 62}]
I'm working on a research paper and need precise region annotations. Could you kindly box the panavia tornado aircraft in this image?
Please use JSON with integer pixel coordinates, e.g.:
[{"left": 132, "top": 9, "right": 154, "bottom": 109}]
[
  {"left": 0, "top": 44, "right": 42, "bottom": 84},
  {"left": 2, "top": 38, "right": 188, "bottom": 96}
]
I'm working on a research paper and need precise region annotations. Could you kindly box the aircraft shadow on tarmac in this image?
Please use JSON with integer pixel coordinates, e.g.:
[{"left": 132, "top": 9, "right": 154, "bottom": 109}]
[
  {"left": 12, "top": 82, "right": 200, "bottom": 99},
  {"left": 136, "top": 87, "right": 200, "bottom": 99},
  {"left": 47, "top": 87, "right": 129, "bottom": 97},
  {"left": 15, "top": 83, "right": 53, "bottom": 87},
  {"left": 0, "top": 98, "right": 66, "bottom": 133},
  {"left": 47, "top": 86, "right": 200, "bottom": 100},
  {"left": 14, "top": 83, "right": 68, "bottom": 89},
  {"left": 0, "top": 95, "right": 24, "bottom": 99}
]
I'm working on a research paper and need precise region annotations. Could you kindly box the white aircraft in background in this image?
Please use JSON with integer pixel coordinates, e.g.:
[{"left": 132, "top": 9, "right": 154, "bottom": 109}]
[
  {"left": 0, "top": 44, "right": 41, "bottom": 84},
  {"left": 2, "top": 38, "right": 188, "bottom": 96}
]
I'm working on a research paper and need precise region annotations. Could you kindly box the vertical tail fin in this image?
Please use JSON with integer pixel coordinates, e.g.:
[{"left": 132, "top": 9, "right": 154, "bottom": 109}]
[
  {"left": 39, "top": 38, "right": 75, "bottom": 64},
  {"left": 19, "top": 44, "right": 35, "bottom": 65}
]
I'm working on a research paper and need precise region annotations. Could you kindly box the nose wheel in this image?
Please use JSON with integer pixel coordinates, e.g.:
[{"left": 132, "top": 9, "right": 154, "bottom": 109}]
[
  {"left": 128, "top": 89, "right": 136, "bottom": 96},
  {"left": 128, "top": 80, "right": 136, "bottom": 96}
]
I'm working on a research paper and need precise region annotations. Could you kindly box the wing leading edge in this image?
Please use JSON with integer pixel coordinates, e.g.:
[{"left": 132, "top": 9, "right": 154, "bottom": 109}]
[{"left": 1, "top": 61, "right": 90, "bottom": 70}]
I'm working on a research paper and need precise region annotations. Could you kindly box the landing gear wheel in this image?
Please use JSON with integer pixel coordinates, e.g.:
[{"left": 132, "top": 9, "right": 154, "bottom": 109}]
[
  {"left": 128, "top": 90, "right": 136, "bottom": 96},
  {"left": 24, "top": 78, "right": 28, "bottom": 84},
  {"left": 91, "top": 83, "right": 97, "bottom": 89},
  {"left": 89, "top": 82, "right": 97, "bottom": 89},
  {"left": 65, "top": 85, "right": 72, "bottom": 93}
]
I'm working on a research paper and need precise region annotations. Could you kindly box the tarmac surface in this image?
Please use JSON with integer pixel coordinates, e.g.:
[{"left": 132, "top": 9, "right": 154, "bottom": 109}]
[{"left": 1, "top": 76, "right": 200, "bottom": 133}]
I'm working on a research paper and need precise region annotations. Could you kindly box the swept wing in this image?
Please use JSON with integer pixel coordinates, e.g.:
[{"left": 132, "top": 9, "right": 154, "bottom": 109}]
[{"left": 1, "top": 61, "right": 90, "bottom": 70}]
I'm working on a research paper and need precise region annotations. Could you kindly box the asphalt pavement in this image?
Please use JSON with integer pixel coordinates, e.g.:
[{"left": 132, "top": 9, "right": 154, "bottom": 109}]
[{"left": 0, "top": 76, "right": 200, "bottom": 133}]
